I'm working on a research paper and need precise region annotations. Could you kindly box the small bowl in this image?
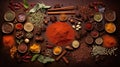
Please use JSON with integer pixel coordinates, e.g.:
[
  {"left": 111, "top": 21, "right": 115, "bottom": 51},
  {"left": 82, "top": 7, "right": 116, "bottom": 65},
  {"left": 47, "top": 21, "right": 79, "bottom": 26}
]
[
  {"left": 18, "top": 43, "right": 28, "bottom": 53},
  {"left": 105, "top": 10, "right": 116, "bottom": 21},
  {"left": 95, "top": 22, "right": 104, "bottom": 31},
  {"left": 17, "top": 13, "right": 26, "bottom": 22},
  {"left": 24, "top": 22, "right": 34, "bottom": 32},
  {"left": 105, "top": 23, "right": 116, "bottom": 33},
  {"left": 16, "top": 31, "right": 24, "bottom": 39},
  {"left": 59, "top": 14, "right": 68, "bottom": 22},
  {"left": 25, "top": 32, "right": 33, "bottom": 39},
  {"left": 94, "top": 12, "right": 103, "bottom": 22},
  {"left": 85, "top": 35, "right": 94, "bottom": 45},
  {"left": 4, "top": 10, "right": 15, "bottom": 21},
  {"left": 2, "top": 22, "right": 14, "bottom": 34},
  {"left": 90, "top": 30, "right": 99, "bottom": 38},
  {"left": 84, "top": 22, "right": 93, "bottom": 31},
  {"left": 15, "top": 23, "right": 23, "bottom": 30},
  {"left": 72, "top": 40, "right": 80, "bottom": 48},
  {"left": 95, "top": 37, "right": 103, "bottom": 45},
  {"left": 53, "top": 46, "right": 62, "bottom": 55}
]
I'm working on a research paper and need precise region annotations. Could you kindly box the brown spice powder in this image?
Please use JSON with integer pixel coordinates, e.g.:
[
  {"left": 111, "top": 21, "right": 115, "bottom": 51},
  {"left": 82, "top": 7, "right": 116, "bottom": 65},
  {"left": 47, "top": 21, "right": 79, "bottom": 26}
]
[{"left": 70, "top": 43, "right": 92, "bottom": 62}]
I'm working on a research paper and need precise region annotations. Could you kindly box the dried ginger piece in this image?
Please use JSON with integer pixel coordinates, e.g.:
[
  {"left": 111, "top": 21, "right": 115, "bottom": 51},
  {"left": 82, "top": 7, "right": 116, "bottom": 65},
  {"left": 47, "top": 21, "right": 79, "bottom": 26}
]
[{"left": 10, "top": 46, "right": 17, "bottom": 58}]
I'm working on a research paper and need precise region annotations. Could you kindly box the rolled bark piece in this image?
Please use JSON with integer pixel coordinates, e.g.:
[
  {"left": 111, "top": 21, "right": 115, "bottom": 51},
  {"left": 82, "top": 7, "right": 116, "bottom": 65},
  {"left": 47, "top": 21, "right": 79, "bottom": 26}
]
[
  {"left": 65, "top": 46, "right": 74, "bottom": 51},
  {"left": 56, "top": 50, "right": 67, "bottom": 61},
  {"left": 48, "top": 6, "right": 75, "bottom": 11},
  {"left": 47, "top": 11, "right": 75, "bottom": 15},
  {"left": 62, "top": 56, "right": 69, "bottom": 64}
]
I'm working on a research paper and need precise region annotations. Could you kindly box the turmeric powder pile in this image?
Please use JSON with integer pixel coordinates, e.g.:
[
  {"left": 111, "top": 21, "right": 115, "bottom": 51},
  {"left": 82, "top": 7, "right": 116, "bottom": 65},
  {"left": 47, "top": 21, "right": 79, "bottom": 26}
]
[{"left": 105, "top": 23, "right": 116, "bottom": 33}]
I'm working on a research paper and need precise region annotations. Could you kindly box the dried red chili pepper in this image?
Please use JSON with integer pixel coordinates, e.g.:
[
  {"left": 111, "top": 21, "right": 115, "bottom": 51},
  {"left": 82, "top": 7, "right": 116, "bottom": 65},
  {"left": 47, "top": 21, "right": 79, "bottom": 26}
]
[
  {"left": 9, "top": 2, "right": 22, "bottom": 10},
  {"left": 94, "top": 6, "right": 99, "bottom": 12},
  {"left": 8, "top": 5, "right": 15, "bottom": 11},
  {"left": 18, "top": 2, "right": 24, "bottom": 8},
  {"left": 22, "top": 59, "right": 30, "bottom": 62},
  {"left": 46, "top": 45, "right": 54, "bottom": 49}
]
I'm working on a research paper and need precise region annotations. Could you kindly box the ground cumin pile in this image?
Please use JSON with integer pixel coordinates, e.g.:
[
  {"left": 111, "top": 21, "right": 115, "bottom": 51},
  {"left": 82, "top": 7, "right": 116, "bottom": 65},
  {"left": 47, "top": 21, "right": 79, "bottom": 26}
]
[{"left": 46, "top": 22, "right": 75, "bottom": 46}]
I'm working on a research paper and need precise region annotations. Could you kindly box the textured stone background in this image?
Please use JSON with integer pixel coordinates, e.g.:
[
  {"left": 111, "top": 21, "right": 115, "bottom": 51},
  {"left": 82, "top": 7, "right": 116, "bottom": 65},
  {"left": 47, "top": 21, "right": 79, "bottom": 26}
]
[{"left": 0, "top": 0, "right": 120, "bottom": 67}]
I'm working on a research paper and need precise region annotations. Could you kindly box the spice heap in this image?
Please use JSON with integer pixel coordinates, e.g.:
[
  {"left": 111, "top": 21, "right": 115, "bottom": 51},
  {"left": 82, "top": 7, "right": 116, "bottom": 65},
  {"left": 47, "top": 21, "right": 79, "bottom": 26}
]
[
  {"left": 3, "top": 35, "right": 15, "bottom": 48},
  {"left": 70, "top": 43, "right": 91, "bottom": 62},
  {"left": 91, "top": 45, "right": 117, "bottom": 56},
  {"left": 102, "top": 35, "right": 117, "bottom": 48},
  {"left": 46, "top": 22, "right": 75, "bottom": 46},
  {"left": 30, "top": 43, "right": 41, "bottom": 53}
]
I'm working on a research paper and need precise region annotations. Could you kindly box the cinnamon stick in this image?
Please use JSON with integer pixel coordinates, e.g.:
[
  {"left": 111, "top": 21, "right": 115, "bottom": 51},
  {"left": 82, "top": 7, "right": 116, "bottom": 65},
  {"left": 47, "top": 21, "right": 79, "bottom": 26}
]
[
  {"left": 47, "top": 11, "right": 75, "bottom": 15},
  {"left": 48, "top": 6, "right": 75, "bottom": 11},
  {"left": 62, "top": 56, "right": 69, "bottom": 64},
  {"left": 56, "top": 50, "right": 67, "bottom": 61}
]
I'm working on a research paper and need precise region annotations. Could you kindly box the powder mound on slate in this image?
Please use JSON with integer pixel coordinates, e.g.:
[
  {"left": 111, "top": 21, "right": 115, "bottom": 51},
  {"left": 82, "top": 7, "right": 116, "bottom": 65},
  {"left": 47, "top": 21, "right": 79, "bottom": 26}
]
[
  {"left": 70, "top": 43, "right": 92, "bottom": 62},
  {"left": 46, "top": 22, "right": 75, "bottom": 46}
]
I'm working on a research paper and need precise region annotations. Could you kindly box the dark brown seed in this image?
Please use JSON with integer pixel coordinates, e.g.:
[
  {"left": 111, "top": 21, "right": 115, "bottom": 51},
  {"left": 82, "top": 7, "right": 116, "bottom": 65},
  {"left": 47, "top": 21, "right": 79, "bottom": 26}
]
[
  {"left": 95, "top": 22, "right": 104, "bottom": 31},
  {"left": 44, "top": 20, "right": 49, "bottom": 24},
  {"left": 50, "top": 16, "right": 57, "bottom": 22}
]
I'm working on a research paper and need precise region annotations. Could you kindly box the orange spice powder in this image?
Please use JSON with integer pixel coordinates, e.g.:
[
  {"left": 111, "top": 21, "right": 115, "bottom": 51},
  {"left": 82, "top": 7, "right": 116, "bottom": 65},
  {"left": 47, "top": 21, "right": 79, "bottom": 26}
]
[
  {"left": 3, "top": 35, "right": 15, "bottom": 48},
  {"left": 46, "top": 22, "right": 76, "bottom": 46},
  {"left": 102, "top": 34, "right": 117, "bottom": 48}
]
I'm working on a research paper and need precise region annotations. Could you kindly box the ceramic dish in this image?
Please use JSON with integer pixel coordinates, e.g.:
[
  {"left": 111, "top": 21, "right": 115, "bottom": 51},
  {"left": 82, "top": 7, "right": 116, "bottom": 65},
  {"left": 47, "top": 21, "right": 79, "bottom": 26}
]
[
  {"left": 2, "top": 22, "right": 14, "bottom": 34},
  {"left": 94, "top": 12, "right": 103, "bottom": 22},
  {"left": 95, "top": 22, "right": 104, "bottom": 31},
  {"left": 105, "top": 10, "right": 116, "bottom": 21},
  {"left": 105, "top": 23, "right": 116, "bottom": 33},
  {"left": 15, "top": 23, "right": 23, "bottom": 30},
  {"left": 90, "top": 30, "right": 99, "bottom": 38},
  {"left": 72, "top": 40, "right": 80, "bottom": 48},
  {"left": 85, "top": 35, "right": 94, "bottom": 44},
  {"left": 4, "top": 10, "right": 15, "bottom": 21},
  {"left": 18, "top": 43, "right": 28, "bottom": 53},
  {"left": 25, "top": 32, "right": 33, "bottom": 39},
  {"left": 53, "top": 46, "right": 62, "bottom": 55},
  {"left": 59, "top": 13, "right": 68, "bottom": 22},
  {"left": 85, "top": 22, "right": 93, "bottom": 31},
  {"left": 17, "top": 13, "right": 26, "bottom": 22},
  {"left": 16, "top": 31, "right": 24, "bottom": 39},
  {"left": 95, "top": 37, "right": 103, "bottom": 45},
  {"left": 24, "top": 22, "right": 34, "bottom": 32}
]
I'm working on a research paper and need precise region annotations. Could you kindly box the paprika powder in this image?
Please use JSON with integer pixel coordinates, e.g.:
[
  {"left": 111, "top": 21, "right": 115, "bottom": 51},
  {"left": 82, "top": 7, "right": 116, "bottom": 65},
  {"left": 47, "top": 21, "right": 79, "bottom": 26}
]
[
  {"left": 102, "top": 34, "right": 117, "bottom": 48},
  {"left": 46, "top": 22, "right": 76, "bottom": 46}
]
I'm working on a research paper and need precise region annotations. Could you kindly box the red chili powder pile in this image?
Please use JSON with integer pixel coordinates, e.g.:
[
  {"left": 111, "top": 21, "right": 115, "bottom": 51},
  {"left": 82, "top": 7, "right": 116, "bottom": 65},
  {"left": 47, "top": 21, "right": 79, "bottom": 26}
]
[
  {"left": 46, "top": 22, "right": 76, "bottom": 46},
  {"left": 3, "top": 35, "right": 15, "bottom": 48},
  {"left": 102, "top": 34, "right": 117, "bottom": 48}
]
